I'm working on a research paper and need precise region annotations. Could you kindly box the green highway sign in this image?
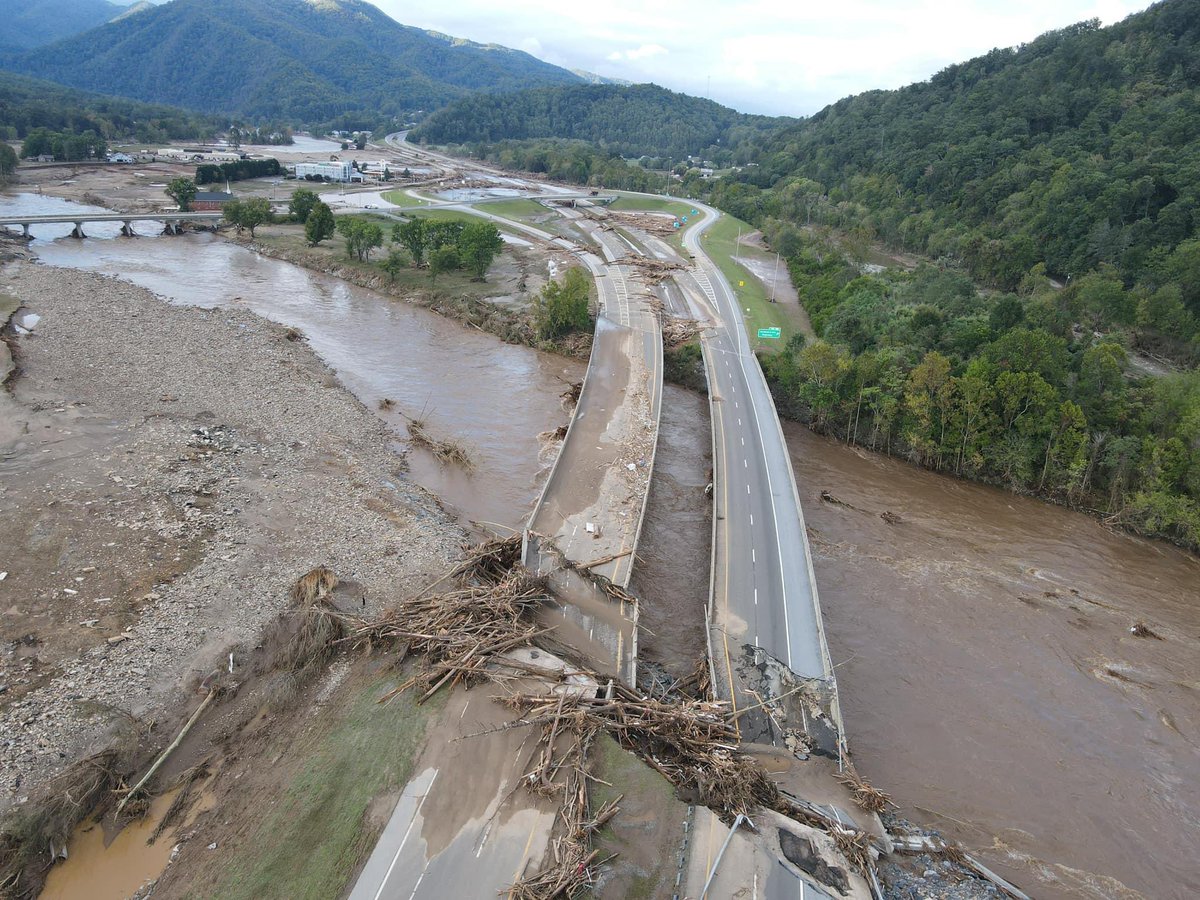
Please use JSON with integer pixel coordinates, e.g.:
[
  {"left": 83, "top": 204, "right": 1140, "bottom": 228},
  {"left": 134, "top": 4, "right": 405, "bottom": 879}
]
[{"left": 757, "top": 327, "right": 782, "bottom": 339}]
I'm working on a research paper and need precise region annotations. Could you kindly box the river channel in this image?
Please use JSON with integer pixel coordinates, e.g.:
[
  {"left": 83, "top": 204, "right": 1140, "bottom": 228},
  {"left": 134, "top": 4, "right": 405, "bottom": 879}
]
[
  {"left": 789, "top": 424, "right": 1199, "bottom": 899},
  {"left": 5, "top": 195, "right": 1197, "bottom": 899},
  {"left": 2, "top": 194, "right": 582, "bottom": 531}
]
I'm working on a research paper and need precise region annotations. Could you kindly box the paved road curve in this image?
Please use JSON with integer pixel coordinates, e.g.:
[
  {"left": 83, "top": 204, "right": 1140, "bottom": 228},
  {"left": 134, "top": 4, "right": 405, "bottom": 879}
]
[{"left": 680, "top": 204, "right": 835, "bottom": 697}]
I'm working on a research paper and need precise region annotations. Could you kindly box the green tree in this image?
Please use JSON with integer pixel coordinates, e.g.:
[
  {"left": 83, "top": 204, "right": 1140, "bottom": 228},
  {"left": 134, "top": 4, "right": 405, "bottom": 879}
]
[
  {"left": 458, "top": 222, "right": 504, "bottom": 280},
  {"left": 988, "top": 295, "right": 1025, "bottom": 333},
  {"left": 305, "top": 201, "right": 335, "bottom": 246},
  {"left": 380, "top": 248, "right": 406, "bottom": 283},
  {"left": 237, "top": 197, "right": 273, "bottom": 238},
  {"left": 222, "top": 198, "right": 245, "bottom": 234},
  {"left": 426, "top": 220, "right": 465, "bottom": 250},
  {"left": 533, "top": 267, "right": 592, "bottom": 339},
  {"left": 0, "top": 143, "right": 17, "bottom": 184},
  {"left": 392, "top": 218, "right": 429, "bottom": 267},
  {"left": 337, "top": 217, "right": 383, "bottom": 262},
  {"left": 289, "top": 188, "right": 319, "bottom": 223},
  {"left": 165, "top": 177, "right": 197, "bottom": 212},
  {"left": 428, "top": 245, "right": 460, "bottom": 284}
]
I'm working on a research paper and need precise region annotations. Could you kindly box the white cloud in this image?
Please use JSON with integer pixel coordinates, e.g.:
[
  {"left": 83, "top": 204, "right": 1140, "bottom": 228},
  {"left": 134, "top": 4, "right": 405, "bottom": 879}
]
[
  {"left": 377, "top": 0, "right": 1157, "bottom": 115},
  {"left": 607, "top": 43, "right": 668, "bottom": 62}
]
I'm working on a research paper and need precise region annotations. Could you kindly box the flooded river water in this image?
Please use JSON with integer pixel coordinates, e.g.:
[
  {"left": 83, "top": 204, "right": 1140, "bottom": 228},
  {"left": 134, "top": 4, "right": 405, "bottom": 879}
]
[
  {"left": 787, "top": 424, "right": 1199, "bottom": 899},
  {"left": 2, "top": 194, "right": 581, "bottom": 530},
  {"left": 5, "top": 195, "right": 1197, "bottom": 899}
]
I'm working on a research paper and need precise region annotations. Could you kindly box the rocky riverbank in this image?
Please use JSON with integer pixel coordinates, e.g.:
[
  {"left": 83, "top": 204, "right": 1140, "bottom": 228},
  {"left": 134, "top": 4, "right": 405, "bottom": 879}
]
[{"left": 0, "top": 262, "right": 464, "bottom": 805}]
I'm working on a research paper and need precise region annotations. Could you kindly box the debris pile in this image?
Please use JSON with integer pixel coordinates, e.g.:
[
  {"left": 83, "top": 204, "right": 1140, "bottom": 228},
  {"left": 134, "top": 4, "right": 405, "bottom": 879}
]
[
  {"left": 503, "top": 685, "right": 777, "bottom": 818},
  {"left": 834, "top": 765, "right": 896, "bottom": 814},
  {"left": 406, "top": 418, "right": 475, "bottom": 470},
  {"left": 0, "top": 737, "right": 138, "bottom": 897},
  {"left": 262, "top": 566, "right": 348, "bottom": 679},
  {"left": 508, "top": 726, "right": 619, "bottom": 899},
  {"left": 346, "top": 571, "right": 551, "bottom": 704},
  {"left": 662, "top": 317, "right": 701, "bottom": 350},
  {"left": 626, "top": 257, "right": 684, "bottom": 284},
  {"left": 560, "top": 381, "right": 582, "bottom": 406}
]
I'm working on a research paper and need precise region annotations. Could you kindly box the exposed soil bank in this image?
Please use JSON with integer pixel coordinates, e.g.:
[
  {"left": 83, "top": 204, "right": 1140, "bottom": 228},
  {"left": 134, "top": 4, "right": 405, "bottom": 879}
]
[
  {"left": 0, "top": 263, "right": 463, "bottom": 808},
  {"left": 788, "top": 423, "right": 1200, "bottom": 900}
]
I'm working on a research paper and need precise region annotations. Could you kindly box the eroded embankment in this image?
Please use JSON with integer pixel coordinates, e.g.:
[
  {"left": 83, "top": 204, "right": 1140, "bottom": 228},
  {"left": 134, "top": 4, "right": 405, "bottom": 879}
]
[{"left": 0, "top": 263, "right": 466, "bottom": 893}]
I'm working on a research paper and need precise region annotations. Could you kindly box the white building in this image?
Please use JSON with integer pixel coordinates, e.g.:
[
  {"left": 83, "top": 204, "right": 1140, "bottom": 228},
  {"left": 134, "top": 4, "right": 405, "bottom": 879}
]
[{"left": 294, "top": 160, "right": 356, "bottom": 183}]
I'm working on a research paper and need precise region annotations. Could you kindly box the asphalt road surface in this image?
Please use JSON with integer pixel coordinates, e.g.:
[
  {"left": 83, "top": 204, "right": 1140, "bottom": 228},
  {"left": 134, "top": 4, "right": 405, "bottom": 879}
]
[{"left": 681, "top": 204, "right": 832, "bottom": 696}]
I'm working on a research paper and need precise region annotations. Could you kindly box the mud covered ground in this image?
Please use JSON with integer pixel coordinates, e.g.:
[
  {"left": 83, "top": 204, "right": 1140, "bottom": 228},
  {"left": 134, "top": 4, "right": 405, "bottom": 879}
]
[{"left": 0, "top": 263, "right": 464, "bottom": 804}]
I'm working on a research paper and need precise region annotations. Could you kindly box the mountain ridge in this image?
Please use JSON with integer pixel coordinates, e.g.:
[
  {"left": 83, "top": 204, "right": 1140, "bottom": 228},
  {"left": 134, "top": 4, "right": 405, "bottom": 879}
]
[{"left": 0, "top": 0, "right": 583, "bottom": 128}]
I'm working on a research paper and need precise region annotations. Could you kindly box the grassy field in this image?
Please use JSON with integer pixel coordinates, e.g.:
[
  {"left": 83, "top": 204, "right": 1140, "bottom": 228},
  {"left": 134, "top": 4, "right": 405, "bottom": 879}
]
[
  {"left": 380, "top": 189, "right": 435, "bottom": 208},
  {"left": 698, "top": 213, "right": 800, "bottom": 351},
  {"left": 206, "top": 678, "right": 440, "bottom": 900},
  {"left": 475, "top": 198, "right": 547, "bottom": 221},
  {"left": 608, "top": 194, "right": 694, "bottom": 218}
]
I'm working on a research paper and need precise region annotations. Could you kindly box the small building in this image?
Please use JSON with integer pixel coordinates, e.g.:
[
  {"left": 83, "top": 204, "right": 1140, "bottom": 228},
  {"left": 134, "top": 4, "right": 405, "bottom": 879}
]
[
  {"left": 108, "top": 152, "right": 134, "bottom": 164},
  {"left": 35, "top": 153, "right": 54, "bottom": 163},
  {"left": 193, "top": 191, "right": 234, "bottom": 211}
]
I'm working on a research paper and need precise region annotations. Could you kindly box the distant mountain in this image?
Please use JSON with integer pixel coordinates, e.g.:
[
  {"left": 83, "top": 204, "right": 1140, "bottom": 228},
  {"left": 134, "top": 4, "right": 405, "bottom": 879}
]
[
  {"left": 570, "top": 70, "right": 633, "bottom": 87},
  {"left": 0, "top": 70, "right": 218, "bottom": 144},
  {"left": 714, "top": 0, "right": 1200, "bottom": 294},
  {"left": 112, "top": 1, "right": 155, "bottom": 21},
  {"left": 0, "top": 0, "right": 123, "bottom": 52},
  {"left": 0, "top": 0, "right": 584, "bottom": 127},
  {"left": 412, "top": 82, "right": 787, "bottom": 160}
]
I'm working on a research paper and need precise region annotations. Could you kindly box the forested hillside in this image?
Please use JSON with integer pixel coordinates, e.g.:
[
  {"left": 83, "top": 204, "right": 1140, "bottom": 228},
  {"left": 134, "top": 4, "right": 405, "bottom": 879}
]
[
  {"left": 0, "top": 0, "right": 582, "bottom": 130},
  {"left": 0, "top": 71, "right": 217, "bottom": 145},
  {"left": 425, "top": 0, "right": 1200, "bottom": 551},
  {"left": 412, "top": 83, "right": 785, "bottom": 161},
  {"left": 711, "top": 1, "right": 1200, "bottom": 303},
  {"left": 0, "top": 0, "right": 122, "bottom": 52},
  {"left": 717, "top": 0, "right": 1200, "bottom": 551}
]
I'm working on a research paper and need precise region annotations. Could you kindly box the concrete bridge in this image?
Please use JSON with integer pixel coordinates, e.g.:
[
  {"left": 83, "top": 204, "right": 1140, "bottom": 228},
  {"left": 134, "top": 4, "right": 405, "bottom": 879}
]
[
  {"left": 0, "top": 212, "right": 223, "bottom": 239},
  {"left": 533, "top": 193, "right": 618, "bottom": 207}
]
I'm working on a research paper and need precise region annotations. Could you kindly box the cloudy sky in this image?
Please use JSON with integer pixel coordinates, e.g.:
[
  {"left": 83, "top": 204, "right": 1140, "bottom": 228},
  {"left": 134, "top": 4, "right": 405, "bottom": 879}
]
[{"left": 375, "top": 0, "right": 1156, "bottom": 116}]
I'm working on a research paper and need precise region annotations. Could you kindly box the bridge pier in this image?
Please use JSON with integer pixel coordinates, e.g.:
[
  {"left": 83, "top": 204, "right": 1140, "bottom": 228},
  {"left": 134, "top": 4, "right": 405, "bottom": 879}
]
[
  {"left": 162, "top": 222, "right": 180, "bottom": 236},
  {"left": 70, "top": 222, "right": 86, "bottom": 239},
  {"left": 120, "top": 221, "right": 136, "bottom": 237},
  {"left": 22, "top": 224, "right": 30, "bottom": 239}
]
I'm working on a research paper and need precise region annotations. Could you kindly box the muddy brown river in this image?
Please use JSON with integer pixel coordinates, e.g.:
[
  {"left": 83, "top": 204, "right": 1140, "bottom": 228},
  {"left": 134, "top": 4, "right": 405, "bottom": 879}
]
[
  {"left": 3, "top": 195, "right": 582, "bottom": 530},
  {"left": 6, "top": 195, "right": 1197, "bottom": 899},
  {"left": 787, "top": 424, "right": 1199, "bottom": 899}
]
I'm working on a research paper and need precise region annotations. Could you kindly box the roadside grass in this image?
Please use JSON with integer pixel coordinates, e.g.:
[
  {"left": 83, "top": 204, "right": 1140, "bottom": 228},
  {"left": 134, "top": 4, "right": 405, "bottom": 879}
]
[
  {"left": 475, "top": 198, "right": 547, "bottom": 221},
  {"left": 251, "top": 223, "right": 512, "bottom": 298},
  {"left": 699, "top": 212, "right": 801, "bottom": 351},
  {"left": 204, "top": 678, "right": 440, "bottom": 900},
  {"left": 380, "top": 189, "right": 435, "bottom": 208},
  {"left": 608, "top": 194, "right": 694, "bottom": 218}
]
